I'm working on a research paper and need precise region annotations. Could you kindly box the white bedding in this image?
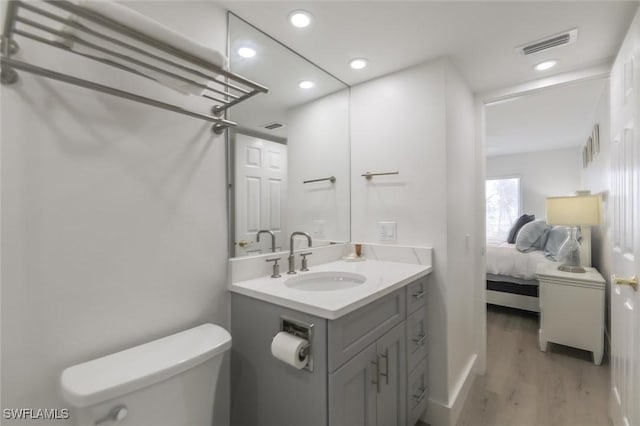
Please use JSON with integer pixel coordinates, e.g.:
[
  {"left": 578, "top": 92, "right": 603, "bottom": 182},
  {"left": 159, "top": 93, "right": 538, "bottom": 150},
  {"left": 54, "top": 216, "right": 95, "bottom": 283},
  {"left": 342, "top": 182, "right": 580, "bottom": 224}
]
[{"left": 486, "top": 242, "right": 555, "bottom": 281}]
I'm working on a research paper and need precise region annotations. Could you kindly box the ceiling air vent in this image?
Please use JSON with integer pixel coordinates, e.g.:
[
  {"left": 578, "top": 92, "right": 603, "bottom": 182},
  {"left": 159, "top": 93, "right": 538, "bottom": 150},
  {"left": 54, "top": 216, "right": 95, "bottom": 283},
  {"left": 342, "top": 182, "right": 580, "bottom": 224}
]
[
  {"left": 263, "top": 122, "right": 286, "bottom": 130},
  {"left": 516, "top": 29, "right": 578, "bottom": 56}
]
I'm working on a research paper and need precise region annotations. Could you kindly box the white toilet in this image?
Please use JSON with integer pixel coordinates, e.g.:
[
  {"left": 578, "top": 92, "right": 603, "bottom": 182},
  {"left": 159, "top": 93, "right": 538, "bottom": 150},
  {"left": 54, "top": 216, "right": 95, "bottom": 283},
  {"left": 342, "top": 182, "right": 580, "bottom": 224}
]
[{"left": 60, "top": 324, "right": 231, "bottom": 426}]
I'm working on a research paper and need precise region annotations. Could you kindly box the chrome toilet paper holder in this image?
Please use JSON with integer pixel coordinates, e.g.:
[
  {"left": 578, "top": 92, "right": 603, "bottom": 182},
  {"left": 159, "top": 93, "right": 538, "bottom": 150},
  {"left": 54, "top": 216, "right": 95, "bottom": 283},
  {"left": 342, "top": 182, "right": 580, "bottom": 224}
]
[{"left": 280, "top": 316, "right": 314, "bottom": 372}]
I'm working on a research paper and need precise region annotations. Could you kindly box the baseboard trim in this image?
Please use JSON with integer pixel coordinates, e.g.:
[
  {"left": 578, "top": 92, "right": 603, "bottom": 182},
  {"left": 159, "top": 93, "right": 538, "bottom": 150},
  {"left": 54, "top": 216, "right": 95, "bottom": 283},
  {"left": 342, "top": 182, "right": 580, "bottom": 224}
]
[{"left": 423, "top": 354, "right": 478, "bottom": 426}]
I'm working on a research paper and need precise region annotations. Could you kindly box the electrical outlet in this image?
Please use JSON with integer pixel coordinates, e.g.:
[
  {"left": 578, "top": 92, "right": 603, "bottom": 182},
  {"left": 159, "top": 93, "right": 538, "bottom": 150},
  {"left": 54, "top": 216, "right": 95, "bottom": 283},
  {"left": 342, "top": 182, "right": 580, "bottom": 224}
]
[{"left": 377, "top": 221, "right": 397, "bottom": 241}]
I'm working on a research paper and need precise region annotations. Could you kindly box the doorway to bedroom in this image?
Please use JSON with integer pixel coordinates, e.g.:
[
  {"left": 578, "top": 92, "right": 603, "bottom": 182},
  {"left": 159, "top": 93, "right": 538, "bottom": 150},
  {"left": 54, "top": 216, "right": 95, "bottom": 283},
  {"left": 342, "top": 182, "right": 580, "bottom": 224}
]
[{"left": 463, "top": 75, "right": 612, "bottom": 424}]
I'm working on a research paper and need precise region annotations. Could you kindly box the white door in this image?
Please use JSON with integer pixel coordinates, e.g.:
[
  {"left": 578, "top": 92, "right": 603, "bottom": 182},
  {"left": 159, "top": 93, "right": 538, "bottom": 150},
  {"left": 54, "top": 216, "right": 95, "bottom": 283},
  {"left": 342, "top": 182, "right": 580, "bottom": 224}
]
[
  {"left": 610, "top": 11, "right": 640, "bottom": 426},
  {"left": 234, "top": 134, "right": 287, "bottom": 256}
]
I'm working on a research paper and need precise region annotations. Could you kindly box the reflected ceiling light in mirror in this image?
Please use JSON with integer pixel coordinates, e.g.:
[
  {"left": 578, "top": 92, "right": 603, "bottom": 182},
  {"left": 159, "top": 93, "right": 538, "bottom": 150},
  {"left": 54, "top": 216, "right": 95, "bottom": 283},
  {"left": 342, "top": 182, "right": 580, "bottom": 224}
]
[
  {"left": 298, "top": 80, "right": 315, "bottom": 89},
  {"left": 289, "top": 10, "right": 312, "bottom": 28},
  {"left": 349, "top": 58, "right": 368, "bottom": 70},
  {"left": 238, "top": 47, "right": 256, "bottom": 58},
  {"left": 534, "top": 59, "right": 558, "bottom": 71}
]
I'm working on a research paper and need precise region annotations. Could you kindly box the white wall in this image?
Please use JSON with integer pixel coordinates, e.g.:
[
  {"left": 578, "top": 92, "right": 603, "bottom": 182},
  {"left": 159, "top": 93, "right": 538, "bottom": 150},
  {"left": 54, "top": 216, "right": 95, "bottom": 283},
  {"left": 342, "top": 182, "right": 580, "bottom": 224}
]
[
  {"left": 350, "top": 58, "right": 478, "bottom": 426},
  {"left": 487, "top": 147, "right": 582, "bottom": 219},
  {"left": 444, "top": 63, "right": 477, "bottom": 423},
  {"left": 0, "top": 2, "right": 230, "bottom": 425},
  {"left": 286, "top": 89, "right": 350, "bottom": 244},
  {"left": 580, "top": 85, "right": 612, "bottom": 336}
]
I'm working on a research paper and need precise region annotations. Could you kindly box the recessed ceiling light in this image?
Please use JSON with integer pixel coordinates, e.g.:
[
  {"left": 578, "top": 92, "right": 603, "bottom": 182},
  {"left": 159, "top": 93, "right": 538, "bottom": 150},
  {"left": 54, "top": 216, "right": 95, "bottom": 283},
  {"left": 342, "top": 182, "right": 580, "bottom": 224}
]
[
  {"left": 298, "top": 80, "right": 314, "bottom": 89},
  {"left": 349, "top": 58, "right": 368, "bottom": 70},
  {"left": 534, "top": 60, "right": 558, "bottom": 71},
  {"left": 237, "top": 47, "right": 256, "bottom": 58},
  {"left": 289, "top": 10, "right": 312, "bottom": 28}
]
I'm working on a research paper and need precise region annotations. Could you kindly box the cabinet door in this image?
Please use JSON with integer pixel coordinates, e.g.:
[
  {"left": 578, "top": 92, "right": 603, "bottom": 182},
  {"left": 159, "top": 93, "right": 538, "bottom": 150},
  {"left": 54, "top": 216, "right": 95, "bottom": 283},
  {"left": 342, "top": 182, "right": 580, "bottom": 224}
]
[
  {"left": 329, "top": 344, "right": 377, "bottom": 426},
  {"left": 376, "top": 323, "right": 407, "bottom": 426}
]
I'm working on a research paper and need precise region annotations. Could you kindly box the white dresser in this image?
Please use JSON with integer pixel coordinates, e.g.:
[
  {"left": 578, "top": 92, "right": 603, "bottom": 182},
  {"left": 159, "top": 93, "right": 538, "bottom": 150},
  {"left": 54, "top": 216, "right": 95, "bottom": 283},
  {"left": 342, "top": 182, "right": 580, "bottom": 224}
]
[{"left": 536, "top": 262, "right": 606, "bottom": 365}]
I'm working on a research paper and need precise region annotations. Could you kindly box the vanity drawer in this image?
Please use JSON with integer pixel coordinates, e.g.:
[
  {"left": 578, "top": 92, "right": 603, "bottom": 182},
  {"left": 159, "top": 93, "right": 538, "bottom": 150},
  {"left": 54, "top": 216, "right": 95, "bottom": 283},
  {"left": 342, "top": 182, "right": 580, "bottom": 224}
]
[
  {"left": 408, "top": 357, "right": 428, "bottom": 426},
  {"left": 406, "top": 306, "right": 428, "bottom": 373},
  {"left": 328, "top": 289, "right": 406, "bottom": 372},
  {"left": 406, "top": 276, "right": 427, "bottom": 314}
]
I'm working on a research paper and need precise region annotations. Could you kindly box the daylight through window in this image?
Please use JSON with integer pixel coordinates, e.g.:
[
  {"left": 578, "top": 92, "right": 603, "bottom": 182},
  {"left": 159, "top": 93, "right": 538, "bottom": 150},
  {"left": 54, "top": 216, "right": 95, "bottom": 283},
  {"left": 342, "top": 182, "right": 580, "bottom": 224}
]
[{"left": 486, "top": 177, "right": 521, "bottom": 243}]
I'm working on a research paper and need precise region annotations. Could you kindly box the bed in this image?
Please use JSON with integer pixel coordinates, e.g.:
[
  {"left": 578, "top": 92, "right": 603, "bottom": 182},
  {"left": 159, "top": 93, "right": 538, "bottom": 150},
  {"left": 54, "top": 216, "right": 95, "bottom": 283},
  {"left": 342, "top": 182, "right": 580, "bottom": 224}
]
[
  {"left": 486, "top": 226, "right": 592, "bottom": 313},
  {"left": 485, "top": 242, "right": 554, "bottom": 312}
]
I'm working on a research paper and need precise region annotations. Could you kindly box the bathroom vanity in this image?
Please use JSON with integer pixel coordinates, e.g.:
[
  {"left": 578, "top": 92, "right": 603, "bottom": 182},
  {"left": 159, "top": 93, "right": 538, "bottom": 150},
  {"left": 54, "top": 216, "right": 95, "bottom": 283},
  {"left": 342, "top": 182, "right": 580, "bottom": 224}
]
[{"left": 229, "top": 258, "right": 432, "bottom": 426}]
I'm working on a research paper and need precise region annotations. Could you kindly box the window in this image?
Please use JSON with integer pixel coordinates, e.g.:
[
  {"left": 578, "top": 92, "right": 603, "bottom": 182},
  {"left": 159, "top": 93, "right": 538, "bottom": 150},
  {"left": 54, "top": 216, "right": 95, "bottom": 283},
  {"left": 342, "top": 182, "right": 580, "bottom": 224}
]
[{"left": 486, "top": 177, "right": 521, "bottom": 243}]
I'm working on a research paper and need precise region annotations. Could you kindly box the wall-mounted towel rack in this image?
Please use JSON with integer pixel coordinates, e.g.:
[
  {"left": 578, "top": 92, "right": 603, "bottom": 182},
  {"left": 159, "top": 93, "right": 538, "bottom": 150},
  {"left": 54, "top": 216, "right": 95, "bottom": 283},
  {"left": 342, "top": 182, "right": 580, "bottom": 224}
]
[
  {"left": 0, "top": 0, "right": 268, "bottom": 134},
  {"left": 361, "top": 171, "right": 399, "bottom": 180},
  {"left": 303, "top": 176, "right": 336, "bottom": 184}
]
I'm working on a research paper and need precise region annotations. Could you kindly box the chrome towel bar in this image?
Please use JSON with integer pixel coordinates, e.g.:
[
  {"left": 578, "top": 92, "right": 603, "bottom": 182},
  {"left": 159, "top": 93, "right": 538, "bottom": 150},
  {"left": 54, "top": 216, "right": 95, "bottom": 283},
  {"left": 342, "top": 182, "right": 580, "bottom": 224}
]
[
  {"left": 361, "top": 171, "right": 399, "bottom": 180},
  {"left": 0, "top": 0, "right": 268, "bottom": 132},
  {"left": 303, "top": 176, "right": 336, "bottom": 184}
]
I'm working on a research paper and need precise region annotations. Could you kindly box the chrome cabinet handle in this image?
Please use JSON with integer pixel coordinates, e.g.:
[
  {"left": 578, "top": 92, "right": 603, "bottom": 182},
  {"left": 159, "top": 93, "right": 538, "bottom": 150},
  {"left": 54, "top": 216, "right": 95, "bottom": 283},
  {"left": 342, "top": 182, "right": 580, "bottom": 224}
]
[
  {"left": 412, "top": 290, "right": 425, "bottom": 300},
  {"left": 413, "top": 333, "right": 426, "bottom": 347},
  {"left": 413, "top": 387, "right": 426, "bottom": 404},
  {"left": 613, "top": 274, "right": 638, "bottom": 291},
  {"left": 379, "top": 349, "right": 389, "bottom": 384},
  {"left": 371, "top": 356, "right": 381, "bottom": 393}
]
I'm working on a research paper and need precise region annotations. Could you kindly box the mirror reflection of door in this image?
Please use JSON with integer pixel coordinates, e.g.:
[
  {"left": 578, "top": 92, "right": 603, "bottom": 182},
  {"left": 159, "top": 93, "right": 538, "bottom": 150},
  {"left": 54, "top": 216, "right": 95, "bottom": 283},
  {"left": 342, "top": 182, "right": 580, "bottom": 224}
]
[
  {"left": 227, "top": 13, "right": 350, "bottom": 258},
  {"left": 234, "top": 133, "right": 287, "bottom": 257}
]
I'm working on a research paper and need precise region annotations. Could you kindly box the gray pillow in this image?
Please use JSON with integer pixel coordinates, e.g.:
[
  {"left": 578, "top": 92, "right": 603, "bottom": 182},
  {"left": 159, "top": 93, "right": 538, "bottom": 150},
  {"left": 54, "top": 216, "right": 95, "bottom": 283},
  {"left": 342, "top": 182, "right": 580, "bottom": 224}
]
[
  {"left": 507, "top": 214, "right": 535, "bottom": 244},
  {"left": 515, "top": 220, "right": 551, "bottom": 253}
]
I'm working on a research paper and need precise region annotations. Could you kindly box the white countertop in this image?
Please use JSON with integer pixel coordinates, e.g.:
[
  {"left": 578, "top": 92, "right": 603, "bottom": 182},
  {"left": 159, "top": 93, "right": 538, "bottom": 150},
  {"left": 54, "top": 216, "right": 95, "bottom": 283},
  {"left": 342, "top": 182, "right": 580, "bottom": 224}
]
[{"left": 229, "top": 258, "right": 432, "bottom": 319}]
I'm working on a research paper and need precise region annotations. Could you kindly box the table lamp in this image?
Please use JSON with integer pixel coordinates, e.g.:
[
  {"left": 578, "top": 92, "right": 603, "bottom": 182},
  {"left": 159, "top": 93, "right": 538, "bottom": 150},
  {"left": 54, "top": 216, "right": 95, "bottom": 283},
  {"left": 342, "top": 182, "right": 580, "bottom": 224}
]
[{"left": 545, "top": 194, "right": 602, "bottom": 273}]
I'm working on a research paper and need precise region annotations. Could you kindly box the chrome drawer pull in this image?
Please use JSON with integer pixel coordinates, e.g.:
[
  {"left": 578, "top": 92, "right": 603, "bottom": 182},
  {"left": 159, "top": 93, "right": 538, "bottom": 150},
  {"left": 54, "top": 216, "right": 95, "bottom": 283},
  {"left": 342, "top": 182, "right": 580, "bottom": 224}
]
[
  {"left": 379, "top": 349, "right": 389, "bottom": 384},
  {"left": 413, "top": 334, "right": 426, "bottom": 347},
  {"left": 412, "top": 290, "right": 425, "bottom": 300},
  {"left": 413, "top": 387, "right": 426, "bottom": 404},
  {"left": 371, "top": 357, "right": 381, "bottom": 394}
]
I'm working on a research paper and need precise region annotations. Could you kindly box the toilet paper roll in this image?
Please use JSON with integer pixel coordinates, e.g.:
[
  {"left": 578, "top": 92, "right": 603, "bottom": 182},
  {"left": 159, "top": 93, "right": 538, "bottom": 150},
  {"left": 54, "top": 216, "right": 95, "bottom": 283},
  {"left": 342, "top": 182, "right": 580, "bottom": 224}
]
[{"left": 271, "top": 332, "right": 309, "bottom": 369}]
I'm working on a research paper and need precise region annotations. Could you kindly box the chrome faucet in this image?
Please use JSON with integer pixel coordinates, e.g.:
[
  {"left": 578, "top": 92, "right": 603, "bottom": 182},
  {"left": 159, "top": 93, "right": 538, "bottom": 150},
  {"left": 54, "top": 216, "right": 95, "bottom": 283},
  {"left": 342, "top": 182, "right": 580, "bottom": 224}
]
[
  {"left": 288, "top": 231, "right": 312, "bottom": 274},
  {"left": 256, "top": 229, "right": 276, "bottom": 253}
]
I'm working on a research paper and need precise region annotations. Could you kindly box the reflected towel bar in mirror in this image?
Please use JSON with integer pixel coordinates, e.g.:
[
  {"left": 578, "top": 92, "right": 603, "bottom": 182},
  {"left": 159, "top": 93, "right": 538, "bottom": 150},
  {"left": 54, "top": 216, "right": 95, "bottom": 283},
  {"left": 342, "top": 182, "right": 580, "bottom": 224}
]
[
  {"left": 303, "top": 176, "right": 336, "bottom": 184},
  {"left": 361, "top": 171, "right": 399, "bottom": 180}
]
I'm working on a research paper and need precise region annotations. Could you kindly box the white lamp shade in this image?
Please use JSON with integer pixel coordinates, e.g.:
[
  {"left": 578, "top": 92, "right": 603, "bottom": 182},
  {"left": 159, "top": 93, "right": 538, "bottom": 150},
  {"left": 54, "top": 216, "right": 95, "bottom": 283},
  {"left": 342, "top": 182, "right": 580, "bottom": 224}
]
[{"left": 545, "top": 194, "right": 602, "bottom": 226}]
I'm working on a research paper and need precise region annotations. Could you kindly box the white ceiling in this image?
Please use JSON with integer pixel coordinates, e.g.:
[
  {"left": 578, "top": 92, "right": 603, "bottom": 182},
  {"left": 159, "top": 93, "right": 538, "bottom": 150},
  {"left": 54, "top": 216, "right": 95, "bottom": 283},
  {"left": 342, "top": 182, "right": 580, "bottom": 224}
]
[
  {"left": 228, "top": 14, "right": 347, "bottom": 138},
  {"left": 222, "top": 1, "right": 637, "bottom": 156},
  {"left": 485, "top": 78, "right": 608, "bottom": 157},
  {"left": 223, "top": 1, "right": 638, "bottom": 92}
]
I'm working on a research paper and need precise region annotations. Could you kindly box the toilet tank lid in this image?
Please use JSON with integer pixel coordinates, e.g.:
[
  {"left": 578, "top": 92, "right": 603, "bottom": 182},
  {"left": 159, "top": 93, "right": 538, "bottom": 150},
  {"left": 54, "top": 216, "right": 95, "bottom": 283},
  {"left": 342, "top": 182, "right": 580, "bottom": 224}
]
[{"left": 60, "top": 323, "right": 231, "bottom": 407}]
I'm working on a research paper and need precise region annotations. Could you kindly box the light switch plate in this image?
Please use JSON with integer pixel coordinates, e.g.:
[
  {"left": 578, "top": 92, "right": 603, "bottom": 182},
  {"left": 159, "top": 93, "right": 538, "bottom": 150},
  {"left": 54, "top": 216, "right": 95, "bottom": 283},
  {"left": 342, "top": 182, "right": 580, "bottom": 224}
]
[
  {"left": 313, "top": 220, "right": 327, "bottom": 239},
  {"left": 377, "top": 221, "right": 397, "bottom": 241}
]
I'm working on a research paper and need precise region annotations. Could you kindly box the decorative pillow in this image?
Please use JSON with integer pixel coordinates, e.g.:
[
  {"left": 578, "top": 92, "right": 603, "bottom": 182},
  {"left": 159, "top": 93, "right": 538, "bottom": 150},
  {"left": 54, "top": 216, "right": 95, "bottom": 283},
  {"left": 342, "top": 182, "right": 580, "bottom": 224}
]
[
  {"left": 515, "top": 220, "right": 551, "bottom": 253},
  {"left": 507, "top": 214, "right": 535, "bottom": 244},
  {"left": 544, "top": 226, "right": 569, "bottom": 261}
]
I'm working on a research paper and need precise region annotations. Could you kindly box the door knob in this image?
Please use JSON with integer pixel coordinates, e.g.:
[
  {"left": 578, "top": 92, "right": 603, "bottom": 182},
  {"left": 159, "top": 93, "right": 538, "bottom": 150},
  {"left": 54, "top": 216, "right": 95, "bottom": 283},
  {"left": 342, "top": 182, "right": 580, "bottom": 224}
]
[
  {"left": 236, "top": 240, "right": 252, "bottom": 248},
  {"left": 613, "top": 275, "right": 638, "bottom": 291}
]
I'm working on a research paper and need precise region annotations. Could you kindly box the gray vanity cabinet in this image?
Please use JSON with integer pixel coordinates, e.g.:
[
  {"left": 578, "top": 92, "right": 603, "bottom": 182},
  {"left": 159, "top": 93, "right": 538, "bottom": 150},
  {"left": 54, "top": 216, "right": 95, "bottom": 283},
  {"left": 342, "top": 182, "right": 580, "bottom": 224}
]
[
  {"left": 230, "top": 276, "right": 429, "bottom": 426},
  {"left": 329, "top": 322, "right": 407, "bottom": 426}
]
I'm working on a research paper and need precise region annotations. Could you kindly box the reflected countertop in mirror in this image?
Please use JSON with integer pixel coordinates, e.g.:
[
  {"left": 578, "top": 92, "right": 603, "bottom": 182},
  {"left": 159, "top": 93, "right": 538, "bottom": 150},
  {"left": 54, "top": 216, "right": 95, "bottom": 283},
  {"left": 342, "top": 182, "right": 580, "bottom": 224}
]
[{"left": 227, "top": 13, "right": 351, "bottom": 259}]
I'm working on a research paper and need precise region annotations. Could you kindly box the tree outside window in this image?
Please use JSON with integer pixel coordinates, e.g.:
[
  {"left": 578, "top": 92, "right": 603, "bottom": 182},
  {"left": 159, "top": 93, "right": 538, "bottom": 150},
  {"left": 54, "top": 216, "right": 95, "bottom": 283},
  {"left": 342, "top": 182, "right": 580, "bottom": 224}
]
[{"left": 486, "top": 177, "right": 520, "bottom": 243}]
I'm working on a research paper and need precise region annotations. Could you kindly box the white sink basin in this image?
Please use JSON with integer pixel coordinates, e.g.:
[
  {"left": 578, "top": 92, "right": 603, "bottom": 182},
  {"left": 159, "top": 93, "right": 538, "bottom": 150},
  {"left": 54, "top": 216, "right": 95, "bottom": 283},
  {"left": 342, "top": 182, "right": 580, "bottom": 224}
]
[{"left": 285, "top": 271, "right": 366, "bottom": 291}]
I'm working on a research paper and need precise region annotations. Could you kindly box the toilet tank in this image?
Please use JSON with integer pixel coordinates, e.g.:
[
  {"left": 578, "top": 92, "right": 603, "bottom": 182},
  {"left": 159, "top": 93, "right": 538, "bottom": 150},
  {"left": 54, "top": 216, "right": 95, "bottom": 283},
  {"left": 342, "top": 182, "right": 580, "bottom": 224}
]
[{"left": 60, "top": 324, "right": 231, "bottom": 426}]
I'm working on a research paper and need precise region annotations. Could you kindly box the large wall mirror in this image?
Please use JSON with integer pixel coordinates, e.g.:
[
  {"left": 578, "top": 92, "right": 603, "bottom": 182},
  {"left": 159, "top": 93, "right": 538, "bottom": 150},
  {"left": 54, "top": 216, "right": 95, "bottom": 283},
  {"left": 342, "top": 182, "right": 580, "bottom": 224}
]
[{"left": 227, "top": 14, "right": 351, "bottom": 258}]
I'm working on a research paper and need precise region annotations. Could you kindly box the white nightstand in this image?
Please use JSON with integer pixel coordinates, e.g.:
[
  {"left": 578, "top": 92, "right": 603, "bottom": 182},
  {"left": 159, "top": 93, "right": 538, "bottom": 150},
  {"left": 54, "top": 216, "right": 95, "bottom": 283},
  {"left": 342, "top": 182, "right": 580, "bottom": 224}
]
[{"left": 536, "top": 262, "right": 606, "bottom": 365}]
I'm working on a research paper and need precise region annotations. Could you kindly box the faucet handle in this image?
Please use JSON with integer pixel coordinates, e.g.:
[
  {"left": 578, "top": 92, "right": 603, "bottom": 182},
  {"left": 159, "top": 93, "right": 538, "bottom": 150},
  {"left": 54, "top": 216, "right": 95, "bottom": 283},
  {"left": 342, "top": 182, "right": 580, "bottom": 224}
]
[
  {"left": 266, "top": 257, "right": 281, "bottom": 278},
  {"left": 300, "top": 252, "right": 312, "bottom": 272}
]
